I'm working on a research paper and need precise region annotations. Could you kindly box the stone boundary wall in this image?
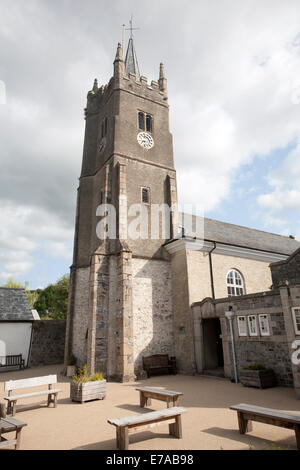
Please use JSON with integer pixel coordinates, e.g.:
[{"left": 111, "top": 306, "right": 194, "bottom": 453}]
[{"left": 29, "top": 320, "right": 66, "bottom": 366}]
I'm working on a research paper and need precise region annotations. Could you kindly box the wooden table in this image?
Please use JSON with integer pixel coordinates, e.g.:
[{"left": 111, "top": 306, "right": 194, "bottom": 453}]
[
  {"left": 0, "top": 416, "right": 27, "bottom": 450},
  {"left": 136, "top": 387, "right": 183, "bottom": 408}
]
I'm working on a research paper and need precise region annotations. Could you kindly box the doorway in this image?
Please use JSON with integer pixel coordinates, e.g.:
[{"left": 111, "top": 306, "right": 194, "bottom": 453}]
[{"left": 202, "top": 318, "right": 224, "bottom": 376}]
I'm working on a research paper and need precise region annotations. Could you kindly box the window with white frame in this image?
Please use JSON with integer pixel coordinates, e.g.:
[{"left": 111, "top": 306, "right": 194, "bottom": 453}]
[
  {"left": 248, "top": 315, "right": 258, "bottom": 336},
  {"left": 258, "top": 314, "right": 270, "bottom": 336},
  {"left": 227, "top": 269, "right": 245, "bottom": 296},
  {"left": 237, "top": 316, "right": 247, "bottom": 336},
  {"left": 292, "top": 307, "right": 300, "bottom": 335}
]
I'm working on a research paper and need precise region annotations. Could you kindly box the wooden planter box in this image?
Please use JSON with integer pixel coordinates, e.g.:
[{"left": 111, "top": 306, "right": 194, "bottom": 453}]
[
  {"left": 239, "top": 369, "right": 277, "bottom": 389},
  {"left": 70, "top": 380, "right": 106, "bottom": 403}
]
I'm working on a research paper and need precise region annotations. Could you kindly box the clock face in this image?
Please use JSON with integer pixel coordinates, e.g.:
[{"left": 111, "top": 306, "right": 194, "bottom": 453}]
[
  {"left": 137, "top": 132, "right": 154, "bottom": 149},
  {"left": 99, "top": 137, "right": 106, "bottom": 153}
]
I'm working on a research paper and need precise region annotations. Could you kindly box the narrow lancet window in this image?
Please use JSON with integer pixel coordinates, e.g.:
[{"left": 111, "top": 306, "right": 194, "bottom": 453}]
[
  {"left": 138, "top": 112, "right": 145, "bottom": 130},
  {"left": 146, "top": 114, "right": 152, "bottom": 132}
]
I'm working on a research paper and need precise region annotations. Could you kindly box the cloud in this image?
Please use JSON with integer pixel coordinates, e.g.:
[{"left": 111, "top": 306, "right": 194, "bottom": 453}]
[
  {"left": 1, "top": 0, "right": 300, "bottom": 285},
  {"left": 257, "top": 142, "right": 300, "bottom": 238},
  {"left": 0, "top": 201, "right": 73, "bottom": 284}
]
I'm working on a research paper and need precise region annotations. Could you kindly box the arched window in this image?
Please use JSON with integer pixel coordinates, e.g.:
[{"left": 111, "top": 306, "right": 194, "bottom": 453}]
[
  {"left": 138, "top": 112, "right": 145, "bottom": 130},
  {"left": 227, "top": 269, "right": 245, "bottom": 296}
]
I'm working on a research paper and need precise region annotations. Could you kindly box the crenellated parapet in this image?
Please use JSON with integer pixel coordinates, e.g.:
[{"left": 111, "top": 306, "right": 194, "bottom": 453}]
[{"left": 85, "top": 40, "right": 168, "bottom": 118}]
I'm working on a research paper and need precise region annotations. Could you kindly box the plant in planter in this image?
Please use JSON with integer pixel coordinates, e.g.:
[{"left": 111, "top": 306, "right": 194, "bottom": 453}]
[
  {"left": 66, "top": 354, "right": 77, "bottom": 377},
  {"left": 239, "top": 363, "right": 277, "bottom": 389},
  {"left": 70, "top": 365, "right": 106, "bottom": 403}
]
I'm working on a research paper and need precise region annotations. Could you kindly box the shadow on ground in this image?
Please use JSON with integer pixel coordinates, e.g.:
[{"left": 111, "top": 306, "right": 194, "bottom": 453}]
[{"left": 202, "top": 426, "right": 297, "bottom": 450}]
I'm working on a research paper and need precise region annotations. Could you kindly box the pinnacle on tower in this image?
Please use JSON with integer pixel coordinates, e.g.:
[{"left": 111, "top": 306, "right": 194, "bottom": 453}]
[
  {"left": 92, "top": 78, "right": 98, "bottom": 93},
  {"left": 158, "top": 62, "right": 167, "bottom": 93},
  {"left": 124, "top": 36, "right": 140, "bottom": 79},
  {"left": 114, "top": 42, "right": 125, "bottom": 78},
  {"left": 115, "top": 42, "right": 123, "bottom": 61}
]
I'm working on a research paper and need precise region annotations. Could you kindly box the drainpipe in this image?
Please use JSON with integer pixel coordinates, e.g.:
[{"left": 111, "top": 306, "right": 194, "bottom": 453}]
[
  {"left": 208, "top": 242, "right": 217, "bottom": 300},
  {"left": 225, "top": 307, "right": 238, "bottom": 383}
]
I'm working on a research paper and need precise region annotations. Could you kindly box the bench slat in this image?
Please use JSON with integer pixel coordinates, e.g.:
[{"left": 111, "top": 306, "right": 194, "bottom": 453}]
[
  {"left": 0, "top": 438, "right": 17, "bottom": 449},
  {"left": 136, "top": 387, "right": 183, "bottom": 397},
  {"left": 5, "top": 375, "right": 57, "bottom": 391},
  {"left": 4, "top": 389, "right": 61, "bottom": 401},
  {"left": 108, "top": 406, "right": 187, "bottom": 427},
  {"left": 230, "top": 403, "right": 300, "bottom": 425}
]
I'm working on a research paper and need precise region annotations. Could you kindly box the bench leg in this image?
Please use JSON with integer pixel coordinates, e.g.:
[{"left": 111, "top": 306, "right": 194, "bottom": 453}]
[
  {"left": 295, "top": 425, "right": 300, "bottom": 450},
  {"left": 169, "top": 416, "right": 182, "bottom": 438},
  {"left": 11, "top": 401, "right": 17, "bottom": 417},
  {"left": 174, "top": 415, "right": 182, "bottom": 438},
  {"left": 15, "top": 428, "right": 22, "bottom": 450},
  {"left": 119, "top": 427, "right": 129, "bottom": 450},
  {"left": 237, "top": 411, "right": 252, "bottom": 434},
  {"left": 140, "top": 393, "right": 146, "bottom": 407}
]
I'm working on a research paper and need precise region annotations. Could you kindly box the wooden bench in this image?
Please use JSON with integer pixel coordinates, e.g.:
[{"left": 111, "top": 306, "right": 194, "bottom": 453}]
[
  {"left": 108, "top": 406, "right": 187, "bottom": 450},
  {"left": 230, "top": 403, "right": 300, "bottom": 449},
  {"left": 4, "top": 375, "right": 61, "bottom": 416},
  {"left": 0, "top": 354, "right": 25, "bottom": 370},
  {"left": 136, "top": 387, "right": 183, "bottom": 408},
  {"left": 142, "top": 354, "right": 177, "bottom": 378},
  {"left": 0, "top": 416, "right": 27, "bottom": 450}
]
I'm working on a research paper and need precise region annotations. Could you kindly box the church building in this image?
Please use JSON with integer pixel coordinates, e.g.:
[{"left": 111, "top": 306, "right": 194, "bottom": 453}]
[{"left": 65, "top": 35, "right": 300, "bottom": 390}]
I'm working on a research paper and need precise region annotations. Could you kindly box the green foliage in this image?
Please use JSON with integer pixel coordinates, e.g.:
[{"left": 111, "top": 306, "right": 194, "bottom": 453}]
[
  {"left": 72, "top": 365, "right": 104, "bottom": 384},
  {"left": 33, "top": 274, "right": 70, "bottom": 319},
  {"left": 1, "top": 278, "right": 28, "bottom": 289},
  {"left": 90, "top": 372, "right": 104, "bottom": 381},
  {"left": 72, "top": 365, "right": 90, "bottom": 384},
  {"left": 67, "top": 354, "right": 77, "bottom": 366},
  {"left": 243, "top": 363, "right": 266, "bottom": 370},
  {"left": 1, "top": 275, "right": 70, "bottom": 318}
]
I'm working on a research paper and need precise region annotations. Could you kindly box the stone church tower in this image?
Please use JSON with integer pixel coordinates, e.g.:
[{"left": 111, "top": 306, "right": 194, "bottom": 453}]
[{"left": 65, "top": 36, "right": 178, "bottom": 381}]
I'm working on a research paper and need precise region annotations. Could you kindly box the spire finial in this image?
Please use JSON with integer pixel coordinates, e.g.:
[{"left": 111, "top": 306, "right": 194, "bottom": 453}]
[
  {"left": 125, "top": 15, "right": 140, "bottom": 39},
  {"left": 124, "top": 18, "right": 140, "bottom": 79}
]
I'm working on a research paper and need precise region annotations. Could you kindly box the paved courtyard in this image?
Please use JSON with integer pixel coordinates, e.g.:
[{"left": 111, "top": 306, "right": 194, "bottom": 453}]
[{"left": 0, "top": 364, "right": 299, "bottom": 450}]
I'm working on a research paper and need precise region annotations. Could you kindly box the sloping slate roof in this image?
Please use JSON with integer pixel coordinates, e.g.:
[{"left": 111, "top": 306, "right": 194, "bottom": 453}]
[
  {"left": 181, "top": 214, "right": 300, "bottom": 255},
  {"left": 0, "top": 288, "right": 34, "bottom": 321}
]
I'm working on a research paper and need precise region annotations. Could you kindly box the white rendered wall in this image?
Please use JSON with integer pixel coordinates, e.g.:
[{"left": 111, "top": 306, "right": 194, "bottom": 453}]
[{"left": 0, "top": 323, "right": 32, "bottom": 366}]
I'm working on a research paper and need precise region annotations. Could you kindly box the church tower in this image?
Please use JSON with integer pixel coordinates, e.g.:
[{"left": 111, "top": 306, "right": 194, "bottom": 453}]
[{"left": 65, "top": 34, "right": 178, "bottom": 381}]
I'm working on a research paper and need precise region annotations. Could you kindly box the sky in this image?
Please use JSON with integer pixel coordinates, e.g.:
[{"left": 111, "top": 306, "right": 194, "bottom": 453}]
[{"left": 1, "top": 0, "right": 300, "bottom": 289}]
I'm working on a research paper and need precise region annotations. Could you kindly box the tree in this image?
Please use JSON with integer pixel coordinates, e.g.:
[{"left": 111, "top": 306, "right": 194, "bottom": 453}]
[{"left": 33, "top": 274, "right": 70, "bottom": 320}]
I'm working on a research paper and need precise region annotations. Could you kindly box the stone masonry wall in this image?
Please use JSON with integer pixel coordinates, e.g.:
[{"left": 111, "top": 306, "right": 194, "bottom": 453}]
[
  {"left": 193, "top": 291, "right": 294, "bottom": 387},
  {"left": 29, "top": 320, "right": 66, "bottom": 366},
  {"left": 132, "top": 258, "right": 174, "bottom": 377},
  {"left": 271, "top": 249, "right": 300, "bottom": 288},
  {"left": 72, "top": 266, "right": 90, "bottom": 366}
]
